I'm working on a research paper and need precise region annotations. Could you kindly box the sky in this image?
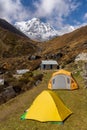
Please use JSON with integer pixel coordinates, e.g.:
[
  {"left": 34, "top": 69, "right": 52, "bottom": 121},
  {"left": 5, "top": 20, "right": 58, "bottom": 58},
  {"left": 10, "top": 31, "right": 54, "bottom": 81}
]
[{"left": 0, "top": 0, "right": 87, "bottom": 34}]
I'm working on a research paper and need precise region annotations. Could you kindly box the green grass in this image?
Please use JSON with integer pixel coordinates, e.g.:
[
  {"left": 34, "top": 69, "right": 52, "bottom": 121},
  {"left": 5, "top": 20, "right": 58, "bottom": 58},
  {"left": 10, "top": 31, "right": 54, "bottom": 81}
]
[{"left": 0, "top": 70, "right": 87, "bottom": 130}]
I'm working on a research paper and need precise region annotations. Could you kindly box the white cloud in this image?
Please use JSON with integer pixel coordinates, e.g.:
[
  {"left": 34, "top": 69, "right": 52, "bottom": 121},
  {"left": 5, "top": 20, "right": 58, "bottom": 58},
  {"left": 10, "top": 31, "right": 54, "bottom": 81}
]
[
  {"left": 58, "top": 25, "right": 75, "bottom": 35},
  {"left": 0, "top": 0, "right": 80, "bottom": 26},
  {"left": 84, "top": 13, "right": 87, "bottom": 20},
  {"left": 0, "top": 0, "right": 82, "bottom": 35},
  {"left": 0, "top": 0, "right": 29, "bottom": 22},
  {"left": 33, "top": 0, "right": 80, "bottom": 28}
]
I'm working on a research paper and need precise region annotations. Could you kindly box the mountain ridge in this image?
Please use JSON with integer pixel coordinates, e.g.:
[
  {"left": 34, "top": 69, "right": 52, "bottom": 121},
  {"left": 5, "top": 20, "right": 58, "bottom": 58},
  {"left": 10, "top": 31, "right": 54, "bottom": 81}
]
[
  {"left": 0, "top": 18, "right": 40, "bottom": 70},
  {"left": 0, "top": 18, "right": 29, "bottom": 38},
  {"left": 15, "top": 18, "right": 58, "bottom": 41}
]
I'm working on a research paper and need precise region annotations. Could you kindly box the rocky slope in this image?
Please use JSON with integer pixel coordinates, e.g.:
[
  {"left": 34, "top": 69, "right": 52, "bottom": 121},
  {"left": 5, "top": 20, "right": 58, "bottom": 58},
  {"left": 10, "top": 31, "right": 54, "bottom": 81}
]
[
  {"left": 40, "top": 25, "right": 87, "bottom": 66},
  {"left": 0, "top": 18, "right": 40, "bottom": 71}
]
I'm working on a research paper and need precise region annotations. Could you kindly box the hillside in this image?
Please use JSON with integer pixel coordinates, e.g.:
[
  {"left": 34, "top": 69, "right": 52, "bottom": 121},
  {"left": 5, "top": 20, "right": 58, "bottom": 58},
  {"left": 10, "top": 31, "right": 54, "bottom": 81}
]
[
  {"left": 0, "top": 18, "right": 40, "bottom": 70},
  {"left": 0, "top": 18, "right": 39, "bottom": 58},
  {"left": 0, "top": 18, "right": 87, "bottom": 70},
  {"left": 0, "top": 67, "right": 87, "bottom": 130},
  {"left": 0, "top": 18, "right": 28, "bottom": 38},
  {"left": 40, "top": 25, "right": 87, "bottom": 66}
]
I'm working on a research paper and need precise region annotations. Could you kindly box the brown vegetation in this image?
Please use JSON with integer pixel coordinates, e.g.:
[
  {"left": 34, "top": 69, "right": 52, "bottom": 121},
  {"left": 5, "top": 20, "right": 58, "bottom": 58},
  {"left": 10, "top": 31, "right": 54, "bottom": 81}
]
[
  {"left": 0, "top": 19, "right": 87, "bottom": 104},
  {"left": 40, "top": 25, "right": 87, "bottom": 66},
  {"left": 0, "top": 71, "right": 43, "bottom": 104},
  {"left": 0, "top": 19, "right": 87, "bottom": 70}
]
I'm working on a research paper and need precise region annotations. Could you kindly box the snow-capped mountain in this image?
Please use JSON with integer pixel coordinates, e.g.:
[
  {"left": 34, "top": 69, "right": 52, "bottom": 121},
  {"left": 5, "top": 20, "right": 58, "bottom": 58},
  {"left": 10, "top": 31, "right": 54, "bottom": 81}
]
[{"left": 15, "top": 18, "right": 58, "bottom": 41}]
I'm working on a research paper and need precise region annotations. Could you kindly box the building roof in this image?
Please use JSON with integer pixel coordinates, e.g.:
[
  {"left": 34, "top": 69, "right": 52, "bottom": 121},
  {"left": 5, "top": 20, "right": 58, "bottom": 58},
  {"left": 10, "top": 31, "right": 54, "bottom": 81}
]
[{"left": 41, "top": 60, "right": 58, "bottom": 65}]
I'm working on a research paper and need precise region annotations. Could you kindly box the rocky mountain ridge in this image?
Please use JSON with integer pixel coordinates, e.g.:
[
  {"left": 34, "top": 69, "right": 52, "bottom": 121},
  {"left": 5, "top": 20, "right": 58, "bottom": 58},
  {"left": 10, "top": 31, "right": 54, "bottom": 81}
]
[{"left": 15, "top": 18, "right": 58, "bottom": 41}]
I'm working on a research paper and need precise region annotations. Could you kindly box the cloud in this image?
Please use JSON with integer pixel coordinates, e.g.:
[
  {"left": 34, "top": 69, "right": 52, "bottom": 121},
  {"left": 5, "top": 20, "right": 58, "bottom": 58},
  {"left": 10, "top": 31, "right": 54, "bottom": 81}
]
[
  {"left": 0, "top": 0, "right": 29, "bottom": 22},
  {"left": 57, "top": 25, "right": 75, "bottom": 35},
  {"left": 84, "top": 13, "right": 87, "bottom": 20},
  {"left": 0, "top": 0, "right": 80, "bottom": 25},
  {"left": 0, "top": 0, "right": 81, "bottom": 35},
  {"left": 33, "top": 0, "right": 80, "bottom": 28}
]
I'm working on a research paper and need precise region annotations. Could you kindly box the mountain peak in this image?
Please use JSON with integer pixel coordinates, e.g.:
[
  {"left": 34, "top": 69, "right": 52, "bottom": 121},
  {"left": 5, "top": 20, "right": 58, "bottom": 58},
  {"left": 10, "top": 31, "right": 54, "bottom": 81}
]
[
  {"left": 31, "top": 17, "right": 40, "bottom": 22},
  {"left": 15, "top": 18, "right": 58, "bottom": 41}
]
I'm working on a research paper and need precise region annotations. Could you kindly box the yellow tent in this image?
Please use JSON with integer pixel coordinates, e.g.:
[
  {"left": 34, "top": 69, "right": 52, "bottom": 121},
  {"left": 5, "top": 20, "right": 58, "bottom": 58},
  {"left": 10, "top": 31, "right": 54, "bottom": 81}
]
[
  {"left": 48, "top": 69, "right": 78, "bottom": 90},
  {"left": 21, "top": 90, "right": 72, "bottom": 122}
]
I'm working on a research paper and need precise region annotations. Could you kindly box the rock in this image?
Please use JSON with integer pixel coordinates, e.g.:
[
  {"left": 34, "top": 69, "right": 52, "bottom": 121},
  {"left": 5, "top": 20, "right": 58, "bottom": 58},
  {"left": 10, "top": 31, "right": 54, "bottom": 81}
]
[
  {"left": 75, "top": 53, "right": 87, "bottom": 61},
  {"left": 28, "top": 55, "right": 41, "bottom": 60},
  {"left": 2, "top": 86, "right": 16, "bottom": 101}
]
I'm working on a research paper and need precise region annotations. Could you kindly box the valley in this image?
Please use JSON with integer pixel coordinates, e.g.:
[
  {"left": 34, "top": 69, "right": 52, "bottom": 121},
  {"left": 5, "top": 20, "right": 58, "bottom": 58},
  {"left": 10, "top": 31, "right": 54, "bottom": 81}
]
[{"left": 0, "top": 18, "right": 87, "bottom": 130}]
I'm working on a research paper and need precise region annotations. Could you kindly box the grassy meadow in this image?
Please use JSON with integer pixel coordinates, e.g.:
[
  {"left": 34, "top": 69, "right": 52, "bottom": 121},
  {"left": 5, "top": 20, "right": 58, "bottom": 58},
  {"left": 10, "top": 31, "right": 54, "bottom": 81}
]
[{"left": 0, "top": 69, "right": 87, "bottom": 130}]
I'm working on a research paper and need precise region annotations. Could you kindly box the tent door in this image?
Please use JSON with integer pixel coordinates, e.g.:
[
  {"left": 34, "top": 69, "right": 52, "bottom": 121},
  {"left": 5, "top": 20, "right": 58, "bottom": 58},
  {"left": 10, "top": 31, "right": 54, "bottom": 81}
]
[{"left": 52, "top": 75, "right": 71, "bottom": 89}]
